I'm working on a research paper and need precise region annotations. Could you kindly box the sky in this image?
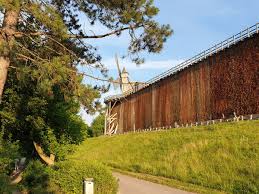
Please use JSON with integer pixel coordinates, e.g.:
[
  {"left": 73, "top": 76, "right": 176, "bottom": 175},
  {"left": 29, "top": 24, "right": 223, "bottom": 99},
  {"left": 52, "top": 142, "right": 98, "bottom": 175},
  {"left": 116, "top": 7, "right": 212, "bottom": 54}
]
[{"left": 80, "top": 0, "right": 259, "bottom": 125}]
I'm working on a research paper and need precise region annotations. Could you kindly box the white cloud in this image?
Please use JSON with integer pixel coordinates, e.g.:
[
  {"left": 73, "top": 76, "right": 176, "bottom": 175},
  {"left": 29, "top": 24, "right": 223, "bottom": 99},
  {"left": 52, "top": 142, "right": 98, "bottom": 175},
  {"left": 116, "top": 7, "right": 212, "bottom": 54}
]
[
  {"left": 79, "top": 107, "right": 98, "bottom": 126},
  {"left": 102, "top": 57, "right": 185, "bottom": 70}
]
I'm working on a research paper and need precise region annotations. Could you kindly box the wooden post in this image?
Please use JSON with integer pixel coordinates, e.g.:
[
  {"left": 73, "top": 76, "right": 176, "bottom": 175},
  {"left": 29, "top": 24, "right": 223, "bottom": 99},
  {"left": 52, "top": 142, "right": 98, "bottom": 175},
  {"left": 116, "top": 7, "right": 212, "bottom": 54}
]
[
  {"left": 104, "top": 108, "right": 108, "bottom": 135},
  {"left": 108, "top": 101, "right": 111, "bottom": 134}
]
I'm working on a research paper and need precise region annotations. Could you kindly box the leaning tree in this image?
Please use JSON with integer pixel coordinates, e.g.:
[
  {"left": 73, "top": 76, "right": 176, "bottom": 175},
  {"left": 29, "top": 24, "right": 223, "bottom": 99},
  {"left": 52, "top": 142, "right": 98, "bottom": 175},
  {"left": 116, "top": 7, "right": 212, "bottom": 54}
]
[{"left": 0, "top": 0, "right": 172, "bottom": 164}]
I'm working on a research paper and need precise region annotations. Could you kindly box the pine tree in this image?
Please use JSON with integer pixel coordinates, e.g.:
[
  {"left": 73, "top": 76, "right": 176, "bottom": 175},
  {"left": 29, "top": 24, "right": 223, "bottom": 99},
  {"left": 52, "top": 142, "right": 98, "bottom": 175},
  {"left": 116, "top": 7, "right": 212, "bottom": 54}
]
[
  {"left": 0, "top": 0, "right": 172, "bottom": 164},
  {"left": 0, "top": 0, "right": 172, "bottom": 100}
]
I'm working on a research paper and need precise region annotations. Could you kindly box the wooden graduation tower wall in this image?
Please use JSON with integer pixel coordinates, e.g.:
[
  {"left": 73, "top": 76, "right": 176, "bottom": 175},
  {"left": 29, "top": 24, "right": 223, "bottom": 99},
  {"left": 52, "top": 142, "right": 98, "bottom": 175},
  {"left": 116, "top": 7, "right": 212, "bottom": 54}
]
[{"left": 105, "top": 23, "right": 259, "bottom": 135}]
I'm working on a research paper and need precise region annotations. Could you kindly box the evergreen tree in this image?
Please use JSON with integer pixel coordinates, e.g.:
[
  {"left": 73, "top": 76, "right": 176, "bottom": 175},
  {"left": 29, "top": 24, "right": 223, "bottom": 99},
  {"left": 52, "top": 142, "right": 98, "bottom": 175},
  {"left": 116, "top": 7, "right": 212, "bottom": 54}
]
[
  {"left": 0, "top": 0, "right": 172, "bottom": 164},
  {"left": 0, "top": 0, "right": 172, "bottom": 101}
]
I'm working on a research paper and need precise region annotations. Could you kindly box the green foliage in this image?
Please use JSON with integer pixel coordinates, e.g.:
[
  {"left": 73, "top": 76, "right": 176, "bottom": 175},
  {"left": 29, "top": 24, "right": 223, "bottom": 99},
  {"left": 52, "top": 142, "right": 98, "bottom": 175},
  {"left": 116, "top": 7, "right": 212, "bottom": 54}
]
[
  {"left": 89, "top": 114, "right": 105, "bottom": 137},
  {"left": 13, "top": 157, "right": 117, "bottom": 194},
  {"left": 0, "top": 132, "right": 20, "bottom": 193},
  {"left": 26, "top": 3, "right": 68, "bottom": 38},
  {"left": 0, "top": 174, "right": 16, "bottom": 193},
  {"left": 71, "top": 121, "right": 259, "bottom": 194},
  {"left": 49, "top": 160, "right": 118, "bottom": 194},
  {"left": 0, "top": 132, "right": 20, "bottom": 174},
  {"left": 0, "top": 71, "right": 90, "bottom": 160},
  {"left": 2, "top": 0, "right": 172, "bottom": 74},
  {"left": 20, "top": 160, "right": 50, "bottom": 193}
]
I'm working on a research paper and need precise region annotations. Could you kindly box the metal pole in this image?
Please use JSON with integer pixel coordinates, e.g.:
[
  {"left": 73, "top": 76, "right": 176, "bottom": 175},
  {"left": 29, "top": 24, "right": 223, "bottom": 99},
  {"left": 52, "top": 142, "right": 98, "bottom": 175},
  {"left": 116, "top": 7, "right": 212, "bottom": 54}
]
[{"left": 257, "top": 23, "right": 259, "bottom": 33}]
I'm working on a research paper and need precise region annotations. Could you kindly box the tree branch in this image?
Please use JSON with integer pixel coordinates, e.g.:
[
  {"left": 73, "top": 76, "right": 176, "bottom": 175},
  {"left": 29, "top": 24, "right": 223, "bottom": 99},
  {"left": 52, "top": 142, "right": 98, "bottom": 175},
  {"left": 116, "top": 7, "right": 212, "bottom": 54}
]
[
  {"left": 5, "top": 24, "right": 142, "bottom": 39},
  {"left": 69, "top": 25, "right": 141, "bottom": 39},
  {"left": 8, "top": 63, "right": 130, "bottom": 85}
]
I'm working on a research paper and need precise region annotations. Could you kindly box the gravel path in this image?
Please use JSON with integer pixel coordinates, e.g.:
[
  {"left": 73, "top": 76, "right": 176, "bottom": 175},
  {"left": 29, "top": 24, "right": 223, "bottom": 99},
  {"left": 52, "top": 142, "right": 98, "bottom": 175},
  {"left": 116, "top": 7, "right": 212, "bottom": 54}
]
[{"left": 113, "top": 172, "right": 195, "bottom": 194}]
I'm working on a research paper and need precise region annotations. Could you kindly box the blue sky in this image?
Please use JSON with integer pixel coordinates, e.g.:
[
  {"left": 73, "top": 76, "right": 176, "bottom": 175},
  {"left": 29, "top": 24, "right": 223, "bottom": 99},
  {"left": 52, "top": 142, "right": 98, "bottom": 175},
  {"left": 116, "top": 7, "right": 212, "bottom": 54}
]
[{"left": 80, "top": 0, "right": 259, "bottom": 124}]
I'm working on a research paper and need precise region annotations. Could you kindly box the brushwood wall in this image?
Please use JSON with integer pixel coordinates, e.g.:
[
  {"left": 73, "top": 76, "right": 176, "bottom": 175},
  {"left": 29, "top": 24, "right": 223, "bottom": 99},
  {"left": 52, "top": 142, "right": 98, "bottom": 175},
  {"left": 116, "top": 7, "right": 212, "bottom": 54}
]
[{"left": 110, "top": 34, "right": 259, "bottom": 133}]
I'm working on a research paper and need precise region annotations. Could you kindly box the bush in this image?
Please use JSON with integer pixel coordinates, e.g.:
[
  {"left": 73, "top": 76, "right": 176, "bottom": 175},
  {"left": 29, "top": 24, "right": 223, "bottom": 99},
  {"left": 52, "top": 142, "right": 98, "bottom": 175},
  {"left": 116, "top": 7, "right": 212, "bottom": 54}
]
[
  {"left": 0, "top": 132, "right": 20, "bottom": 193},
  {"left": 89, "top": 114, "right": 105, "bottom": 137},
  {"left": 50, "top": 160, "right": 118, "bottom": 194},
  {"left": 19, "top": 159, "right": 118, "bottom": 194},
  {"left": 0, "top": 174, "right": 17, "bottom": 193},
  {"left": 20, "top": 160, "right": 50, "bottom": 193}
]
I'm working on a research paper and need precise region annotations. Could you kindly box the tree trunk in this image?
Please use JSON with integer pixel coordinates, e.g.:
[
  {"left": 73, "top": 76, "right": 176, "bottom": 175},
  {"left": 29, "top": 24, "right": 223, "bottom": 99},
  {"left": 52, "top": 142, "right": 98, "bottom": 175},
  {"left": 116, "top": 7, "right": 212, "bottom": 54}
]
[
  {"left": 0, "top": 8, "right": 20, "bottom": 102},
  {"left": 0, "top": 57, "right": 10, "bottom": 102},
  {"left": 33, "top": 142, "right": 55, "bottom": 166}
]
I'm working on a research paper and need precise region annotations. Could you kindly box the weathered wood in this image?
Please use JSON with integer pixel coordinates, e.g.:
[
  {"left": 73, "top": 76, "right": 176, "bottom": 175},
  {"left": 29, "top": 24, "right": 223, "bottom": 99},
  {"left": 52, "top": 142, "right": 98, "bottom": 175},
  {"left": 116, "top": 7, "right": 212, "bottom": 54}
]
[
  {"left": 108, "top": 32, "right": 259, "bottom": 133},
  {"left": 33, "top": 142, "right": 55, "bottom": 166}
]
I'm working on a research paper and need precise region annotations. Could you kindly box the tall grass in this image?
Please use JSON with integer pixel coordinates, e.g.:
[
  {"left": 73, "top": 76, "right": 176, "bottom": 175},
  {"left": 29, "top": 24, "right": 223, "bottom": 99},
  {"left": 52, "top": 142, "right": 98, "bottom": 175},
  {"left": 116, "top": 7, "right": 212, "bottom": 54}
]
[{"left": 70, "top": 121, "right": 259, "bottom": 193}]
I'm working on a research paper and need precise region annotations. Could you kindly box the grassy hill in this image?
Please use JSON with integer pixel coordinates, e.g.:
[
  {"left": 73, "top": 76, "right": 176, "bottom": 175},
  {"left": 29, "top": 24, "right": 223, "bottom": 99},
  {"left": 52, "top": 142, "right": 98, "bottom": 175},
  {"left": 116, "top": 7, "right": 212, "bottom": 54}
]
[{"left": 70, "top": 120, "right": 259, "bottom": 194}]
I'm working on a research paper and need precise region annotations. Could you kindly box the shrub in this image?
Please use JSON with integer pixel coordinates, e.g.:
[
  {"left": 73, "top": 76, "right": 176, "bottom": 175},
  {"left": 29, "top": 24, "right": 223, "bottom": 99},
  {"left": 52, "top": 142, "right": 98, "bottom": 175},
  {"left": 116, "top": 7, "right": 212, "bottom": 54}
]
[
  {"left": 49, "top": 160, "right": 118, "bottom": 194},
  {"left": 19, "top": 159, "right": 118, "bottom": 194},
  {"left": 0, "top": 132, "right": 20, "bottom": 193},
  {"left": 89, "top": 114, "right": 105, "bottom": 137},
  {"left": 0, "top": 174, "right": 17, "bottom": 193},
  {"left": 20, "top": 160, "right": 51, "bottom": 193}
]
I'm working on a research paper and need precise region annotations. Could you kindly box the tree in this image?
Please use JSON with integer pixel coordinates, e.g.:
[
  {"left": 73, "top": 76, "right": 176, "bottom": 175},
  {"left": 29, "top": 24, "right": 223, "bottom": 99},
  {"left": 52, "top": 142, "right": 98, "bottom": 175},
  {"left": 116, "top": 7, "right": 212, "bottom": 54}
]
[
  {"left": 0, "top": 69, "right": 93, "bottom": 161},
  {"left": 0, "top": 0, "right": 172, "bottom": 164},
  {"left": 0, "top": 0, "right": 172, "bottom": 101},
  {"left": 89, "top": 114, "right": 105, "bottom": 137}
]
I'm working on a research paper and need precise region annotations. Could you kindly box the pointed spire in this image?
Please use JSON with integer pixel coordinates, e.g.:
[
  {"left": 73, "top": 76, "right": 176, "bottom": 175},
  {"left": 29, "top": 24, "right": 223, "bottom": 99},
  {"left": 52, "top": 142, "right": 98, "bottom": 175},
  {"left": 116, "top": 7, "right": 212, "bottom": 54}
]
[{"left": 122, "top": 67, "right": 128, "bottom": 74}]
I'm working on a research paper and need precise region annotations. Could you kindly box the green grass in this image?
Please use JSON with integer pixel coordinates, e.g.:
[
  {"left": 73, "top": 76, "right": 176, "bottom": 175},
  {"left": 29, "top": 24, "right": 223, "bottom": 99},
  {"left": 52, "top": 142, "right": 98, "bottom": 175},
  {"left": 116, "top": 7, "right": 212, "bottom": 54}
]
[{"left": 70, "top": 120, "right": 259, "bottom": 194}]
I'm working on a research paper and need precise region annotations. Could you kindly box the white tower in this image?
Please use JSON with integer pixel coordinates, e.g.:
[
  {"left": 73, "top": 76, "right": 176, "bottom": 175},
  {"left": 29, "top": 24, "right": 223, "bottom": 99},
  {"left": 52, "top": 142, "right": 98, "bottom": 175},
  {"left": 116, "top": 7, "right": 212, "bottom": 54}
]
[{"left": 121, "top": 67, "right": 132, "bottom": 93}]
